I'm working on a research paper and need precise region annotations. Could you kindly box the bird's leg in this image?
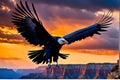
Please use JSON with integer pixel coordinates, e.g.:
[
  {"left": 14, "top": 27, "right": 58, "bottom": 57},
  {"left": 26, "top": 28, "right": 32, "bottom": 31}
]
[
  {"left": 48, "top": 59, "right": 51, "bottom": 68},
  {"left": 55, "top": 60, "right": 59, "bottom": 68}
]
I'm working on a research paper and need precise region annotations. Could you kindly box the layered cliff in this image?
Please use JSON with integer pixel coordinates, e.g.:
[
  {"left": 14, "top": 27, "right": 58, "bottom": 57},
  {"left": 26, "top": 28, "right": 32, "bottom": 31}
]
[{"left": 21, "top": 63, "right": 115, "bottom": 79}]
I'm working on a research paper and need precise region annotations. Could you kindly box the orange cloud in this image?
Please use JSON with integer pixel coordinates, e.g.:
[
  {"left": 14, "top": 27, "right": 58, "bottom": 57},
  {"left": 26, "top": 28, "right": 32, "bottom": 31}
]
[
  {"left": 0, "top": 57, "right": 21, "bottom": 60},
  {"left": 0, "top": 26, "right": 18, "bottom": 35},
  {"left": 0, "top": 38, "right": 24, "bottom": 44},
  {"left": 62, "top": 49, "right": 118, "bottom": 56},
  {"left": 0, "top": 5, "right": 11, "bottom": 12},
  {"left": 0, "top": 26, "right": 27, "bottom": 44}
]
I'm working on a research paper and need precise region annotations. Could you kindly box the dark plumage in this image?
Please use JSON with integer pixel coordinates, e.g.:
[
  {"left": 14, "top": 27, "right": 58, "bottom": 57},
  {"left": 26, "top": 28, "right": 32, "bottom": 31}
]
[{"left": 12, "top": 1, "right": 113, "bottom": 66}]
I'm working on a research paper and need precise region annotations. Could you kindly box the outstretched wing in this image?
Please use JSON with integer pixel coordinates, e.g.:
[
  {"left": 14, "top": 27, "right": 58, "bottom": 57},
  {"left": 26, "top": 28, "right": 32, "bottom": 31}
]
[
  {"left": 63, "top": 10, "right": 113, "bottom": 44},
  {"left": 12, "top": 0, "right": 53, "bottom": 46}
]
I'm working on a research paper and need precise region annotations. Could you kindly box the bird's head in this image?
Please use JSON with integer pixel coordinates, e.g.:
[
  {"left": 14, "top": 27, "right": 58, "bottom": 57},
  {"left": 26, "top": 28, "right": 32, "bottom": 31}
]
[{"left": 57, "top": 37, "right": 68, "bottom": 45}]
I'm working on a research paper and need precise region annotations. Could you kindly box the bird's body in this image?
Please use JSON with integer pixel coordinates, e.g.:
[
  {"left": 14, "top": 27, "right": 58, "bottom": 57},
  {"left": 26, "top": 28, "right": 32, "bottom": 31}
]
[
  {"left": 12, "top": 1, "right": 113, "bottom": 66},
  {"left": 44, "top": 36, "right": 62, "bottom": 62}
]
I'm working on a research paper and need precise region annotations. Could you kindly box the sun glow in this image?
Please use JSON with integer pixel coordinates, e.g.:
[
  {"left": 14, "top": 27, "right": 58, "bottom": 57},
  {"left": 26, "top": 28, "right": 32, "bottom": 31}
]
[{"left": 0, "top": 43, "right": 118, "bottom": 69}]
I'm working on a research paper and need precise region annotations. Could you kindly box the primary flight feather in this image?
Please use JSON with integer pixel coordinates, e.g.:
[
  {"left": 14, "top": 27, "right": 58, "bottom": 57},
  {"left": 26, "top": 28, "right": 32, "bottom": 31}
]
[{"left": 12, "top": 1, "right": 113, "bottom": 66}]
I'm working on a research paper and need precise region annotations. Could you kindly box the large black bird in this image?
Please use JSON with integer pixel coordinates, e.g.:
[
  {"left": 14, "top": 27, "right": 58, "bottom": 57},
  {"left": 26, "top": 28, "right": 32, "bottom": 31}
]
[{"left": 12, "top": 1, "right": 113, "bottom": 66}]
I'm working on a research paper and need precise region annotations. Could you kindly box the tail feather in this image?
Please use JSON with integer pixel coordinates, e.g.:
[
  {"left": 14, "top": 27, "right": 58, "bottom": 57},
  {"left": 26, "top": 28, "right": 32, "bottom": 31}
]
[
  {"left": 28, "top": 50, "right": 42, "bottom": 59},
  {"left": 28, "top": 48, "right": 47, "bottom": 64},
  {"left": 32, "top": 53, "right": 44, "bottom": 64},
  {"left": 28, "top": 49, "right": 70, "bottom": 64},
  {"left": 59, "top": 53, "right": 69, "bottom": 59}
]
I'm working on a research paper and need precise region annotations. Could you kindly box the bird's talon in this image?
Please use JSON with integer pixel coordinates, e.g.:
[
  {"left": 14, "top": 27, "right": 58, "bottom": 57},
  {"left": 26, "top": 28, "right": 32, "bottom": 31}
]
[
  {"left": 55, "top": 64, "right": 60, "bottom": 68},
  {"left": 48, "top": 64, "right": 51, "bottom": 68},
  {"left": 48, "top": 65, "right": 51, "bottom": 68},
  {"left": 56, "top": 65, "right": 59, "bottom": 68}
]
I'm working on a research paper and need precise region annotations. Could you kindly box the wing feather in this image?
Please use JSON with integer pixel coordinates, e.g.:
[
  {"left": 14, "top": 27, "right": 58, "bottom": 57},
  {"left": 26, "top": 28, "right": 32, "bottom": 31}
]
[
  {"left": 12, "top": 0, "right": 53, "bottom": 46},
  {"left": 63, "top": 10, "right": 113, "bottom": 44}
]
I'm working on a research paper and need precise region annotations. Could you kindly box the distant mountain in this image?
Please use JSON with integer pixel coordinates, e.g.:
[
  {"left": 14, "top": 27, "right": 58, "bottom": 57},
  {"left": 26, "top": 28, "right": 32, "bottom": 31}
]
[
  {"left": 0, "top": 68, "right": 21, "bottom": 79},
  {"left": 16, "top": 68, "right": 44, "bottom": 76},
  {"left": 0, "top": 63, "right": 115, "bottom": 79},
  {"left": 20, "top": 63, "right": 115, "bottom": 79}
]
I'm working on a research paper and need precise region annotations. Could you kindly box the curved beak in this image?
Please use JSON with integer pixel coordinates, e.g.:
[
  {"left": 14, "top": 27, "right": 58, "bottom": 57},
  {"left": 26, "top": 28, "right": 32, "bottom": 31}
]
[{"left": 63, "top": 39, "right": 69, "bottom": 44}]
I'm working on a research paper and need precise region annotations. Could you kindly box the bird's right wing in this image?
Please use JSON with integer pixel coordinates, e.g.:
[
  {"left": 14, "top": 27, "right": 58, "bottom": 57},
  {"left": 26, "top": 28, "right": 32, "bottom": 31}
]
[
  {"left": 63, "top": 10, "right": 113, "bottom": 44},
  {"left": 12, "top": 1, "right": 53, "bottom": 46}
]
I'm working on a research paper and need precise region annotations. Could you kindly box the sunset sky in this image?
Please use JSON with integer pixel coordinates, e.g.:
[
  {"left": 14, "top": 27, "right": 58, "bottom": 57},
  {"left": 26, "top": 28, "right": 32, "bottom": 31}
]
[{"left": 0, "top": 0, "right": 119, "bottom": 69}]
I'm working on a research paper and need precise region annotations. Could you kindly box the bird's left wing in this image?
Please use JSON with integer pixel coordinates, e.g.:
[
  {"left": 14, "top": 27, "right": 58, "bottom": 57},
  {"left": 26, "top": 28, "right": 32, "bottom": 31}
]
[
  {"left": 63, "top": 10, "right": 113, "bottom": 44},
  {"left": 12, "top": 1, "right": 53, "bottom": 46}
]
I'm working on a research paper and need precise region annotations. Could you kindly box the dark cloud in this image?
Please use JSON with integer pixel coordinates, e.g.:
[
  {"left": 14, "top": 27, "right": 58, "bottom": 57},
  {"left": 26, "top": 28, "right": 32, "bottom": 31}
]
[
  {"left": 64, "top": 27, "right": 119, "bottom": 50},
  {"left": 0, "top": 0, "right": 14, "bottom": 9},
  {"left": 1, "top": 0, "right": 119, "bottom": 27},
  {"left": 104, "top": 27, "right": 119, "bottom": 39},
  {"left": 65, "top": 38, "right": 118, "bottom": 50},
  {"left": 39, "top": 5, "right": 96, "bottom": 20},
  {"left": 55, "top": 7, "right": 96, "bottom": 20},
  {"left": 28, "top": 0, "right": 119, "bottom": 11},
  {"left": 0, "top": 11, "right": 13, "bottom": 26},
  {"left": 0, "top": 0, "right": 15, "bottom": 26},
  {"left": 36, "top": 4, "right": 97, "bottom": 30}
]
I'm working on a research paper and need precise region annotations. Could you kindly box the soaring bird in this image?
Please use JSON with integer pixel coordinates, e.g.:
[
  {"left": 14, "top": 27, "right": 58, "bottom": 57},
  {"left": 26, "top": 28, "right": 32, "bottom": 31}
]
[{"left": 12, "top": 1, "right": 113, "bottom": 66}]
